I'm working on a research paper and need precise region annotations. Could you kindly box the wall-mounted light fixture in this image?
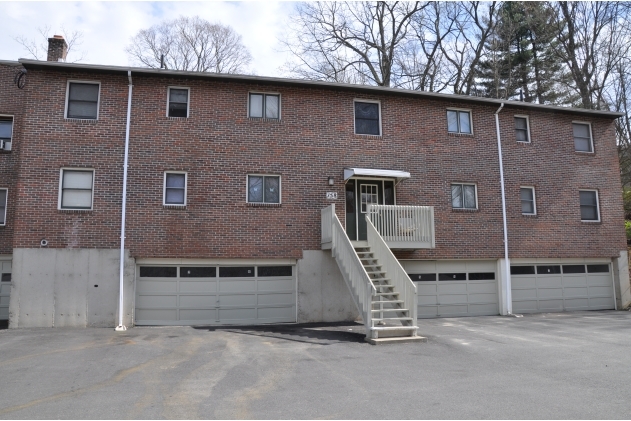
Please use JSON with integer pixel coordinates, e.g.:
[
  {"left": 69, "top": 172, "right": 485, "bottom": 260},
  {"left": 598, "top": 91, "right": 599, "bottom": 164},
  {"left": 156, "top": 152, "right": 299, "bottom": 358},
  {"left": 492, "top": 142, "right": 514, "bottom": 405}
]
[{"left": 328, "top": 176, "right": 335, "bottom": 186}]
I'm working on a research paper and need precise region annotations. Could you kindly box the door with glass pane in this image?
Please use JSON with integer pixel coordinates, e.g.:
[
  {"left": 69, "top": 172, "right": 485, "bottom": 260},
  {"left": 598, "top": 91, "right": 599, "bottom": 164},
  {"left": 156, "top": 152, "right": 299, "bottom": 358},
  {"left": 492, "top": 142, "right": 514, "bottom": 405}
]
[{"left": 345, "top": 179, "right": 395, "bottom": 241}]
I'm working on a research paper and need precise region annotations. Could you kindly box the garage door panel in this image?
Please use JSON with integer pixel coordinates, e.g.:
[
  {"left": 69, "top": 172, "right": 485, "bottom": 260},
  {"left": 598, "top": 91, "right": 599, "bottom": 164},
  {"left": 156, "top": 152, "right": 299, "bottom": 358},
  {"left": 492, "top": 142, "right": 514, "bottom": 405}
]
[
  {"left": 219, "top": 307, "right": 257, "bottom": 321},
  {"left": 418, "top": 295, "right": 437, "bottom": 305},
  {"left": 562, "top": 287, "right": 588, "bottom": 298},
  {"left": 218, "top": 280, "right": 256, "bottom": 293},
  {"left": 137, "top": 295, "right": 177, "bottom": 307},
  {"left": 0, "top": 296, "right": 9, "bottom": 306},
  {"left": 220, "top": 294, "right": 257, "bottom": 306},
  {"left": 137, "top": 281, "right": 177, "bottom": 294},
  {"left": 136, "top": 309, "right": 177, "bottom": 321},
  {"left": 513, "top": 300, "right": 538, "bottom": 313},
  {"left": 179, "top": 295, "right": 216, "bottom": 307},
  {"left": 468, "top": 293, "right": 497, "bottom": 304},
  {"left": 589, "top": 297, "right": 615, "bottom": 308},
  {"left": 437, "top": 283, "right": 467, "bottom": 294},
  {"left": 418, "top": 306, "right": 439, "bottom": 318},
  {"left": 587, "top": 275, "right": 611, "bottom": 287},
  {"left": 416, "top": 284, "right": 437, "bottom": 294},
  {"left": 538, "top": 299, "right": 564, "bottom": 311},
  {"left": 537, "top": 288, "right": 563, "bottom": 299},
  {"left": 467, "top": 282, "right": 496, "bottom": 294},
  {"left": 469, "top": 303, "right": 499, "bottom": 314},
  {"left": 536, "top": 277, "right": 563, "bottom": 288},
  {"left": 258, "top": 279, "right": 294, "bottom": 291},
  {"left": 258, "top": 293, "right": 294, "bottom": 306},
  {"left": 588, "top": 286, "right": 613, "bottom": 297},
  {"left": 439, "top": 294, "right": 468, "bottom": 305},
  {"left": 562, "top": 277, "right": 588, "bottom": 287},
  {"left": 564, "top": 298, "right": 589, "bottom": 310},
  {"left": 179, "top": 281, "right": 217, "bottom": 293},
  {"left": 258, "top": 306, "right": 295, "bottom": 319},
  {"left": 439, "top": 305, "right": 468, "bottom": 316},
  {"left": 512, "top": 288, "right": 537, "bottom": 300},
  {"left": 179, "top": 309, "right": 217, "bottom": 321},
  {"left": 512, "top": 277, "right": 536, "bottom": 289}
]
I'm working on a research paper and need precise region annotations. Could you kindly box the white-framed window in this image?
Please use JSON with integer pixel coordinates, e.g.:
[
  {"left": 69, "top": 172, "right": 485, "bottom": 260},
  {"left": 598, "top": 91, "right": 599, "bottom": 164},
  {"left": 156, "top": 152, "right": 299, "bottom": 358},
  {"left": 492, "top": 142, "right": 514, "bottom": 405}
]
[
  {"left": 163, "top": 172, "right": 187, "bottom": 206},
  {"left": 249, "top": 92, "right": 280, "bottom": 119},
  {"left": 515, "top": 115, "right": 530, "bottom": 143},
  {"left": 58, "top": 169, "right": 94, "bottom": 210},
  {"left": 520, "top": 186, "right": 536, "bottom": 215},
  {"left": 247, "top": 175, "right": 281, "bottom": 204},
  {"left": 0, "top": 115, "right": 13, "bottom": 150},
  {"left": 0, "top": 188, "right": 7, "bottom": 226},
  {"left": 573, "top": 122, "right": 593, "bottom": 153},
  {"left": 65, "top": 81, "right": 100, "bottom": 120},
  {"left": 354, "top": 99, "right": 382, "bottom": 136},
  {"left": 447, "top": 109, "right": 472, "bottom": 134},
  {"left": 579, "top": 189, "right": 600, "bottom": 222},
  {"left": 451, "top": 183, "right": 477, "bottom": 209},
  {"left": 167, "top": 87, "right": 190, "bottom": 118}
]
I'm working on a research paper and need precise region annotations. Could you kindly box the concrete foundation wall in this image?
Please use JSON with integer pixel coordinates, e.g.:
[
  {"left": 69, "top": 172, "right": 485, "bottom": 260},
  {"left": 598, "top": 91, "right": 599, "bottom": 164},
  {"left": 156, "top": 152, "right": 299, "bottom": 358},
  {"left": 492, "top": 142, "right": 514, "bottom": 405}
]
[
  {"left": 9, "top": 248, "right": 134, "bottom": 328},
  {"left": 613, "top": 250, "right": 631, "bottom": 309},
  {"left": 297, "top": 250, "right": 359, "bottom": 323}
]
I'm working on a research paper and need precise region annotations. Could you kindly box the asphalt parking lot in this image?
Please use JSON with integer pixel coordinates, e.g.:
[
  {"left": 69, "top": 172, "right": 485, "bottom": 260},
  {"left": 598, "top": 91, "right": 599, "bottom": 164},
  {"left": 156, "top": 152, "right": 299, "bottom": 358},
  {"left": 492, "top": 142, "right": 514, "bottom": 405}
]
[{"left": 0, "top": 310, "right": 630, "bottom": 419}]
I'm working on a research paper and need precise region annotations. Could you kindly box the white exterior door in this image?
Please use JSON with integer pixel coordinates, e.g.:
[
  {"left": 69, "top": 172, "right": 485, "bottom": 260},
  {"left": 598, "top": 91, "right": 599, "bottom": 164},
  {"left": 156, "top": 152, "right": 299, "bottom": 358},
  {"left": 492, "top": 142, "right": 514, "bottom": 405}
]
[
  {"left": 511, "top": 260, "right": 614, "bottom": 313},
  {"left": 135, "top": 264, "right": 296, "bottom": 326},
  {"left": 402, "top": 260, "right": 499, "bottom": 318}
]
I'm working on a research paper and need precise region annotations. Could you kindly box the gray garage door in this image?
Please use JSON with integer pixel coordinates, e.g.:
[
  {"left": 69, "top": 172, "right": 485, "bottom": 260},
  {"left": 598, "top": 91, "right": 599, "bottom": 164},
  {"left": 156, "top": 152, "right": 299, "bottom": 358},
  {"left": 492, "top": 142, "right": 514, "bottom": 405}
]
[
  {"left": 135, "top": 264, "right": 296, "bottom": 326},
  {"left": 402, "top": 260, "right": 499, "bottom": 318},
  {"left": 0, "top": 260, "right": 11, "bottom": 320},
  {"left": 511, "top": 261, "right": 614, "bottom": 313}
]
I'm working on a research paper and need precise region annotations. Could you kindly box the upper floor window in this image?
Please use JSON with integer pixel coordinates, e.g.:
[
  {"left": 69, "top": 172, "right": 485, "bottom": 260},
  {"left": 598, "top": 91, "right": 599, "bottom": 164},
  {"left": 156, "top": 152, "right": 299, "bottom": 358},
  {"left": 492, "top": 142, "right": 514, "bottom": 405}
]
[
  {"left": 164, "top": 172, "right": 187, "bottom": 206},
  {"left": 579, "top": 190, "right": 599, "bottom": 222},
  {"left": 249, "top": 93, "right": 280, "bottom": 119},
  {"left": 247, "top": 175, "right": 280, "bottom": 204},
  {"left": 0, "top": 188, "right": 6, "bottom": 226},
  {"left": 573, "top": 122, "right": 593, "bottom": 152},
  {"left": 447, "top": 109, "right": 472, "bottom": 134},
  {"left": 354, "top": 100, "right": 381, "bottom": 135},
  {"left": 0, "top": 116, "right": 12, "bottom": 151},
  {"left": 451, "top": 183, "right": 477, "bottom": 210},
  {"left": 59, "top": 169, "right": 94, "bottom": 210},
  {"left": 515, "top": 116, "right": 530, "bottom": 142},
  {"left": 167, "top": 87, "right": 189, "bottom": 118},
  {"left": 66, "top": 81, "right": 100, "bottom": 120},
  {"left": 520, "top": 187, "right": 536, "bottom": 215}
]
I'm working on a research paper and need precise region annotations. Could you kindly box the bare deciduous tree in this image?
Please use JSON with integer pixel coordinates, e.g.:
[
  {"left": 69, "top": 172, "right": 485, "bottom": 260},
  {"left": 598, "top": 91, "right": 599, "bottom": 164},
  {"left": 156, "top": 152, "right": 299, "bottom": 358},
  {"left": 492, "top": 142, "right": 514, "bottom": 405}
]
[
  {"left": 14, "top": 25, "right": 86, "bottom": 62},
  {"left": 126, "top": 16, "right": 252, "bottom": 74},
  {"left": 281, "top": 1, "right": 425, "bottom": 87}
]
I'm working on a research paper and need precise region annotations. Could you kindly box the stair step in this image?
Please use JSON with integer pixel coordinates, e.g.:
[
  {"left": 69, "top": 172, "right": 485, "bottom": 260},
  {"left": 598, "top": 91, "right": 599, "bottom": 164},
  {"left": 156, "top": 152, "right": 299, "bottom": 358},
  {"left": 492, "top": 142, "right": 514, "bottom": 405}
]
[
  {"left": 372, "top": 300, "right": 404, "bottom": 305},
  {"left": 371, "top": 309, "right": 409, "bottom": 313},
  {"left": 375, "top": 292, "right": 400, "bottom": 296},
  {"left": 374, "top": 285, "right": 395, "bottom": 289},
  {"left": 372, "top": 317, "right": 414, "bottom": 322}
]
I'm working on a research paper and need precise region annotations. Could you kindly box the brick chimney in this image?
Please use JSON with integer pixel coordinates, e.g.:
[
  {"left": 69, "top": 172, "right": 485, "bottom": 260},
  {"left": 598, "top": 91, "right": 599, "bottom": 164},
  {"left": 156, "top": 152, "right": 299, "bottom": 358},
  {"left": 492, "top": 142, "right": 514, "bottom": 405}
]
[{"left": 47, "top": 35, "right": 68, "bottom": 62}]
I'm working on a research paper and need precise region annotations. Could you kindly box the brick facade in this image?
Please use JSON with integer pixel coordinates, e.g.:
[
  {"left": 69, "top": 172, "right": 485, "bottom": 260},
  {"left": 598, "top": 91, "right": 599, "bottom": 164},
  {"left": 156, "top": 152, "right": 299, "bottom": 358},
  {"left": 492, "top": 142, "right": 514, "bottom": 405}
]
[{"left": 5, "top": 62, "right": 626, "bottom": 261}]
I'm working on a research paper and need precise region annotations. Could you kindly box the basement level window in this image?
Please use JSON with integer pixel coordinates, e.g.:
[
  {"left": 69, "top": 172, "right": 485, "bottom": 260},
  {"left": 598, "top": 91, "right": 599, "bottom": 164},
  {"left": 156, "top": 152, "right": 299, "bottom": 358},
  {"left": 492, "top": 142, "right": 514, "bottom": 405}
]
[
  {"left": 168, "top": 87, "right": 189, "bottom": 118},
  {"left": 66, "top": 81, "right": 100, "bottom": 120},
  {"left": 0, "top": 188, "right": 7, "bottom": 226}
]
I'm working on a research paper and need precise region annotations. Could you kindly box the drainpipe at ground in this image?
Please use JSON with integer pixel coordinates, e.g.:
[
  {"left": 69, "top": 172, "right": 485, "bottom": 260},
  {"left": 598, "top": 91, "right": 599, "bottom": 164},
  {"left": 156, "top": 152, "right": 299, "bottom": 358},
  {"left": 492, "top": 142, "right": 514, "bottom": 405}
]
[
  {"left": 495, "top": 102, "right": 513, "bottom": 315},
  {"left": 116, "top": 70, "right": 133, "bottom": 331}
]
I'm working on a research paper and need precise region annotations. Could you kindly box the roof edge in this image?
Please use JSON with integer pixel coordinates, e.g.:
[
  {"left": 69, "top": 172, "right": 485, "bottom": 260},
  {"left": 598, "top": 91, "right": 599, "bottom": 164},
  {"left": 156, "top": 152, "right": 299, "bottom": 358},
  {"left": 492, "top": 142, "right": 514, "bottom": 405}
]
[{"left": 17, "top": 59, "right": 624, "bottom": 118}]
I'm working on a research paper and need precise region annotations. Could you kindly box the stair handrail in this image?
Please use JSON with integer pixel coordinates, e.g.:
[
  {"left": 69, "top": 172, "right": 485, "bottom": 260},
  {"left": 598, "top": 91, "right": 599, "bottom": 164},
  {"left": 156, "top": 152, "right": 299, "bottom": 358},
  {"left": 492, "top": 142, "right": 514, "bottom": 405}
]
[
  {"left": 324, "top": 205, "right": 377, "bottom": 333},
  {"left": 366, "top": 206, "right": 418, "bottom": 323}
]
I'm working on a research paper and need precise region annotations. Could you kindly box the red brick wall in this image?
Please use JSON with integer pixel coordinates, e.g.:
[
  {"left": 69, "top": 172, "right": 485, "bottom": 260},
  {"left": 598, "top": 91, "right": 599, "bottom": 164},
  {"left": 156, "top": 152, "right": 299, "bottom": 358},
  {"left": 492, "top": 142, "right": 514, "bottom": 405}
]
[
  {"left": 11, "top": 67, "right": 627, "bottom": 260},
  {"left": 0, "top": 63, "right": 26, "bottom": 255}
]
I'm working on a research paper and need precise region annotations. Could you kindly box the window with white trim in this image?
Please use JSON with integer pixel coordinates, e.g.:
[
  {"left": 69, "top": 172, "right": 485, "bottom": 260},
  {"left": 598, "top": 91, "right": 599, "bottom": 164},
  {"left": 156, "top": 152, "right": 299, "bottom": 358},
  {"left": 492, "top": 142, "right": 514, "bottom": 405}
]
[
  {"left": 59, "top": 169, "right": 94, "bottom": 210},
  {"left": 164, "top": 172, "right": 187, "bottom": 206},
  {"left": 520, "top": 187, "right": 536, "bottom": 215},
  {"left": 0, "top": 116, "right": 13, "bottom": 149},
  {"left": 515, "top": 116, "right": 530, "bottom": 142},
  {"left": 167, "top": 87, "right": 189, "bottom": 118},
  {"left": 0, "top": 188, "right": 7, "bottom": 226},
  {"left": 573, "top": 122, "right": 593, "bottom": 152},
  {"left": 447, "top": 109, "right": 472, "bottom": 134},
  {"left": 249, "top": 93, "right": 280, "bottom": 119},
  {"left": 66, "top": 81, "right": 100, "bottom": 120},
  {"left": 451, "top": 183, "right": 477, "bottom": 209},
  {"left": 354, "top": 100, "right": 381, "bottom": 135},
  {"left": 247, "top": 175, "right": 280, "bottom": 204},
  {"left": 579, "top": 190, "right": 599, "bottom": 221}
]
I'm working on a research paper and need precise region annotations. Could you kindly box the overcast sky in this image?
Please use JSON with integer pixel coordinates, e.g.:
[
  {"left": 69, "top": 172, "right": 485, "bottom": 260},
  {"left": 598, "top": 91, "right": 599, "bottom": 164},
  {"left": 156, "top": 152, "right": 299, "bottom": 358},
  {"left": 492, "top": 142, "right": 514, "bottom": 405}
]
[{"left": 1, "top": 1, "right": 296, "bottom": 77}]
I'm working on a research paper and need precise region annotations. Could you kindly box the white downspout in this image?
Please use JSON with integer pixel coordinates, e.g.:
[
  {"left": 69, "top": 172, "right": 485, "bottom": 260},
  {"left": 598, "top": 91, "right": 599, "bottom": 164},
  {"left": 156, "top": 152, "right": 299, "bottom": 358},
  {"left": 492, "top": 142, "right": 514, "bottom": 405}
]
[
  {"left": 116, "top": 70, "right": 133, "bottom": 331},
  {"left": 495, "top": 102, "right": 513, "bottom": 315}
]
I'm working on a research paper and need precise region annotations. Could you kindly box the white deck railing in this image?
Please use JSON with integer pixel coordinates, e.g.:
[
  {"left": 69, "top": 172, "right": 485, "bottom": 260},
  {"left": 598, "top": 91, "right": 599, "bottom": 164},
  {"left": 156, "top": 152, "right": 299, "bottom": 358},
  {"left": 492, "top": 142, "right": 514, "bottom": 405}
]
[
  {"left": 321, "top": 204, "right": 334, "bottom": 248},
  {"left": 367, "top": 204, "right": 435, "bottom": 249},
  {"left": 366, "top": 217, "right": 418, "bottom": 323},
  {"left": 322, "top": 204, "right": 376, "bottom": 333}
]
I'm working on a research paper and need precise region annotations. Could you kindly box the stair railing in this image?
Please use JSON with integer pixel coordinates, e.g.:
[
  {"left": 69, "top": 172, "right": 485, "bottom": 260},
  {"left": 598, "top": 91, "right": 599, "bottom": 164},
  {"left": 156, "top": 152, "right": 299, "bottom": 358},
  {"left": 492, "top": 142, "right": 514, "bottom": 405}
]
[
  {"left": 322, "top": 204, "right": 376, "bottom": 333},
  {"left": 366, "top": 206, "right": 418, "bottom": 323}
]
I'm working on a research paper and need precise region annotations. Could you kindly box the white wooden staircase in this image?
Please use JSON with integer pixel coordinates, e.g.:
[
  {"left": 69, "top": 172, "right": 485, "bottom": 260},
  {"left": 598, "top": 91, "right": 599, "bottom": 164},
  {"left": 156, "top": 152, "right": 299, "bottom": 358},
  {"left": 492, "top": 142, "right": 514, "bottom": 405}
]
[{"left": 321, "top": 204, "right": 425, "bottom": 344}]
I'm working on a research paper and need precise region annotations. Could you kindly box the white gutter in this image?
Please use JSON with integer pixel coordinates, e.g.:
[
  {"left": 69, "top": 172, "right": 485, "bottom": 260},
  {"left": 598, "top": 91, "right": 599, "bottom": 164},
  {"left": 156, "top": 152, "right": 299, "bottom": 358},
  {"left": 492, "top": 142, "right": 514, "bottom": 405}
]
[
  {"left": 495, "top": 103, "right": 512, "bottom": 315},
  {"left": 115, "top": 71, "right": 133, "bottom": 331}
]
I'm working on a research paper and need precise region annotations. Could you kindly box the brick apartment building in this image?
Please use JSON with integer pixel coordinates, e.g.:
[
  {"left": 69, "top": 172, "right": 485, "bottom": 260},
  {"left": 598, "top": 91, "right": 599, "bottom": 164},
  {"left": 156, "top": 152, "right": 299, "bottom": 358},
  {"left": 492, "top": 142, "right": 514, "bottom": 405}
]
[{"left": 1, "top": 37, "right": 629, "bottom": 339}]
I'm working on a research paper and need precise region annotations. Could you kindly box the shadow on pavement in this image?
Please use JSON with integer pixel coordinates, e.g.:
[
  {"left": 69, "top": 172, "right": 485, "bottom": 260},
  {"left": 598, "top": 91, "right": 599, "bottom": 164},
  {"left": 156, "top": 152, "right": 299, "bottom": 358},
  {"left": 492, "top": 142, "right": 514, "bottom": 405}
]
[{"left": 193, "top": 321, "right": 366, "bottom": 345}]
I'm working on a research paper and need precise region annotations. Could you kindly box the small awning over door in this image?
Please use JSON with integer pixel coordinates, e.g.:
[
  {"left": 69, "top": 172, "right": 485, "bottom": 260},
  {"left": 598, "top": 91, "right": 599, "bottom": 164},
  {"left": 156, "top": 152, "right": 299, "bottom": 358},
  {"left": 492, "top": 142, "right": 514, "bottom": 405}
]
[{"left": 343, "top": 168, "right": 411, "bottom": 184}]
